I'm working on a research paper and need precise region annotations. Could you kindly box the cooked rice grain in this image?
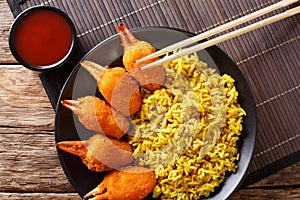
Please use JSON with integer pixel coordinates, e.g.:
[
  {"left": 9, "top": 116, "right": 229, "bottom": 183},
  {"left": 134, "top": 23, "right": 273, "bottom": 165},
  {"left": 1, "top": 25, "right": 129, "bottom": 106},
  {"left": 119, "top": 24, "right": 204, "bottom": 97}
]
[{"left": 129, "top": 54, "right": 246, "bottom": 199}]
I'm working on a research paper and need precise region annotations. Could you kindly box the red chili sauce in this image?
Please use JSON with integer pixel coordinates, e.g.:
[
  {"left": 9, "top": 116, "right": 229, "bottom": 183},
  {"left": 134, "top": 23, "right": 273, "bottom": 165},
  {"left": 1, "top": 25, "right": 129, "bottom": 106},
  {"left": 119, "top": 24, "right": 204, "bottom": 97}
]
[{"left": 13, "top": 9, "right": 73, "bottom": 66}]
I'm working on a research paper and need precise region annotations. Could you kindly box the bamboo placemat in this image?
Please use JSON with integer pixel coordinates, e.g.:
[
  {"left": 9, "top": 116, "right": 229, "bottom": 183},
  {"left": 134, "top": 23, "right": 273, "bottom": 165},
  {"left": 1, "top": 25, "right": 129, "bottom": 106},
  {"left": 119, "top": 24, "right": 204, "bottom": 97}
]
[{"left": 7, "top": 0, "right": 300, "bottom": 188}]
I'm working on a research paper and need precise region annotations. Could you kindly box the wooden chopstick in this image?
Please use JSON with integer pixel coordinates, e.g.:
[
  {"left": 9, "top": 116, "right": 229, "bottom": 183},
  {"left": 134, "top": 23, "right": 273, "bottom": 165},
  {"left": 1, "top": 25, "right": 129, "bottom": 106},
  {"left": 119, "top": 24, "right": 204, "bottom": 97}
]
[
  {"left": 142, "top": 6, "right": 300, "bottom": 70},
  {"left": 138, "top": 0, "right": 297, "bottom": 63},
  {"left": 139, "top": 0, "right": 297, "bottom": 64}
]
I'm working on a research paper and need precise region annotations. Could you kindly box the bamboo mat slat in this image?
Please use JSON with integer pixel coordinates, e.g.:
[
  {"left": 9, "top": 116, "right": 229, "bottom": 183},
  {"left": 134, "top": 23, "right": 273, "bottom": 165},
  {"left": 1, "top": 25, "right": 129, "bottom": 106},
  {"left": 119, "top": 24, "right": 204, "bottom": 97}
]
[{"left": 7, "top": 0, "right": 300, "bottom": 188}]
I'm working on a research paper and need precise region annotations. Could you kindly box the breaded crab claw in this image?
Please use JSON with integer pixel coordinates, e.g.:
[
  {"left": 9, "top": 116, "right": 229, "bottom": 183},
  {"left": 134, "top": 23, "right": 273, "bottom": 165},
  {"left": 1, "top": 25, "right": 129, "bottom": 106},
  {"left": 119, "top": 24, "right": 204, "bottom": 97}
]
[
  {"left": 83, "top": 166, "right": 156, "bottom": 200},
  {"left": 56, "top": 134, "right": 133, "bottom": 172},
  {"left": 61, "top": 96, "right": 130, "bottom": 139},
  {"left": 81, "top": 60, "right": 142, "bottom": 116},
  {"left": 118, "top": 24, "right": 165, "bottom": 92}
]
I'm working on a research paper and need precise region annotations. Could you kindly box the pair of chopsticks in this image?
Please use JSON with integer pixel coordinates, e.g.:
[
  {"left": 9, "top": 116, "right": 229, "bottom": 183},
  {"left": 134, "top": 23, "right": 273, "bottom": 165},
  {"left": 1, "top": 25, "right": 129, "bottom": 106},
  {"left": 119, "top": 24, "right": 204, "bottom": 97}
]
[{"left": 140, "top": 0, "right": 300, "bottom": 70}]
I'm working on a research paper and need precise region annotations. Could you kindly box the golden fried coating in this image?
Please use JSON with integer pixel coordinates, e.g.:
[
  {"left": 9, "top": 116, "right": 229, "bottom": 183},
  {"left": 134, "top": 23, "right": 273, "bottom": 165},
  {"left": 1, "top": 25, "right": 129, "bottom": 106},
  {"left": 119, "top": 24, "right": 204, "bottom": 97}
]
[
  {"left": 86, "top": 134, "right": 133, "bottom": 169},
  {"left": 81, "top": 60, "right": 142, "bottom": 116},
  {"left": 82, "top": 151, "right": 112, "bottom": 172},
  {"left": 84, "top": 166, "right": 156, "bottom": 200},
  {"left": 56, "top": 134, "right": 133, "bottom": 172},
  {"left": 129, "top": 65, "right": 166, "bottom": 91},
  {"left": 118, "top": 24, "right": 165, "bottom": 91},
  {"left": 61, "top": 96, "right": 130, "bottom": 139},
  {"left": 98, "top": 66, "right": 126, "bottom": 103},
  {"left": 101, "top": 67, "right": 142, "bottom": 116}
]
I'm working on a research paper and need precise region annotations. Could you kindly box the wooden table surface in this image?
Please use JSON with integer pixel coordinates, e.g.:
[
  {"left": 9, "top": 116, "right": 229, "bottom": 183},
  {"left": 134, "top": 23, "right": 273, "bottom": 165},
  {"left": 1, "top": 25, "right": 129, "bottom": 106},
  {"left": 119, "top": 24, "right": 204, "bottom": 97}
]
[{"left": 0, "top": 1, "right": 299, "bottom": 199}]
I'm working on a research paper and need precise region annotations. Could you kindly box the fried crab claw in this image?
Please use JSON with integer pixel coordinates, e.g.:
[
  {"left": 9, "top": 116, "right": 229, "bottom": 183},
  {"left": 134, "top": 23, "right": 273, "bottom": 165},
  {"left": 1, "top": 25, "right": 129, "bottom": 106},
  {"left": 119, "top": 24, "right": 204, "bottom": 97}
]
[
  {"left": 61, "top": 96, "right": 130, "bottom": 139},
  {"left": 81, "top": 60, "right": 142, "bottom": 116},
  {"left": 117, "top": 24, "right": 155, "bottom": 70},
  {"left": 80, "top": 59, "right": 104, "bottom": 81},
  {"left": 117, "top": 24, "right": 165, "bottom": 91},
  {"left": 56, "top": 134, "right": 133, "bottom": 172},
  {"left": 83, "top": 166, "right": 156, "bottom": 200}
]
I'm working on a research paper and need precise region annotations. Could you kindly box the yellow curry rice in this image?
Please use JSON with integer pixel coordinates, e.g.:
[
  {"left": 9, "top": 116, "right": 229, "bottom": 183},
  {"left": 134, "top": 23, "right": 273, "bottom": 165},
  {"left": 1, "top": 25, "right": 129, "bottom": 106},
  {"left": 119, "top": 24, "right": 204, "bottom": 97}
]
[{"left": 129, "top": 54, "right": 246, "bottom": 199}]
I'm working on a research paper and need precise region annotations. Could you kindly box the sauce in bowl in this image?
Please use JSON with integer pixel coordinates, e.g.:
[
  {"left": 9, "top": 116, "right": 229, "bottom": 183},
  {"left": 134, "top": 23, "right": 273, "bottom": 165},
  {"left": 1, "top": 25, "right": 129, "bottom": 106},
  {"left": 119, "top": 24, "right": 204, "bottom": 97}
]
[{"left": 9, "top": 6, "right": 76, "bottom": 71}]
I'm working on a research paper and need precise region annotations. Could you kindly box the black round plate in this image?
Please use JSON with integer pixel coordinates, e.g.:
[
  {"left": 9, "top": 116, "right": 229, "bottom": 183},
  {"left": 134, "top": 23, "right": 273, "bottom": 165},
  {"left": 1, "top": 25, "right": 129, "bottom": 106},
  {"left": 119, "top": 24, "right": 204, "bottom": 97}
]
[{"left": 55, "top": 27, "right": 257, "bottom": 200}]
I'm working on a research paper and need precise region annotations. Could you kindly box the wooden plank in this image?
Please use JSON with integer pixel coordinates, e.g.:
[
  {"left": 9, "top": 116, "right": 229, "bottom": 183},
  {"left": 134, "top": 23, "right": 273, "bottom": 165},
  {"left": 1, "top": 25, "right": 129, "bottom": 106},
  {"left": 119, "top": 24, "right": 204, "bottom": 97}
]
[
  {"left": 1, "top": 132, "right": 300, "bottom": 194},
  {"left": 0, "top": 65, "right": 54, "bottom": 133},
  {"left": 233, "top": 161, "right": 300, "bottom": 198},
  {"left": 249, "top": 161, "right": 300, "bottom": 188},
  {"left": 0, "top": 189, "right": 299, "bottom": 200},
  {"left": 232, "top": 188, "right": 300, "bottom": 199},
  {"left": 0, "top": 1, "right": 16, "bottom": 63},
  {"left": 0, "top": 193, "right": 81, "bottom": 200},
  {"left": 0, "top": 133, "right": 74, "bottom": 192}
]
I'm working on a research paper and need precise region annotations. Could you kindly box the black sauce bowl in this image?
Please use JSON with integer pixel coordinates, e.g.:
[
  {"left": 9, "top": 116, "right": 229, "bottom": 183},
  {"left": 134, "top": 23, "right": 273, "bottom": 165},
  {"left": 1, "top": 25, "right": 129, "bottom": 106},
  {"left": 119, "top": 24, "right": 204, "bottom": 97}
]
[{"left": 9, "top": 6, "right": 77, "bottom": 72}]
